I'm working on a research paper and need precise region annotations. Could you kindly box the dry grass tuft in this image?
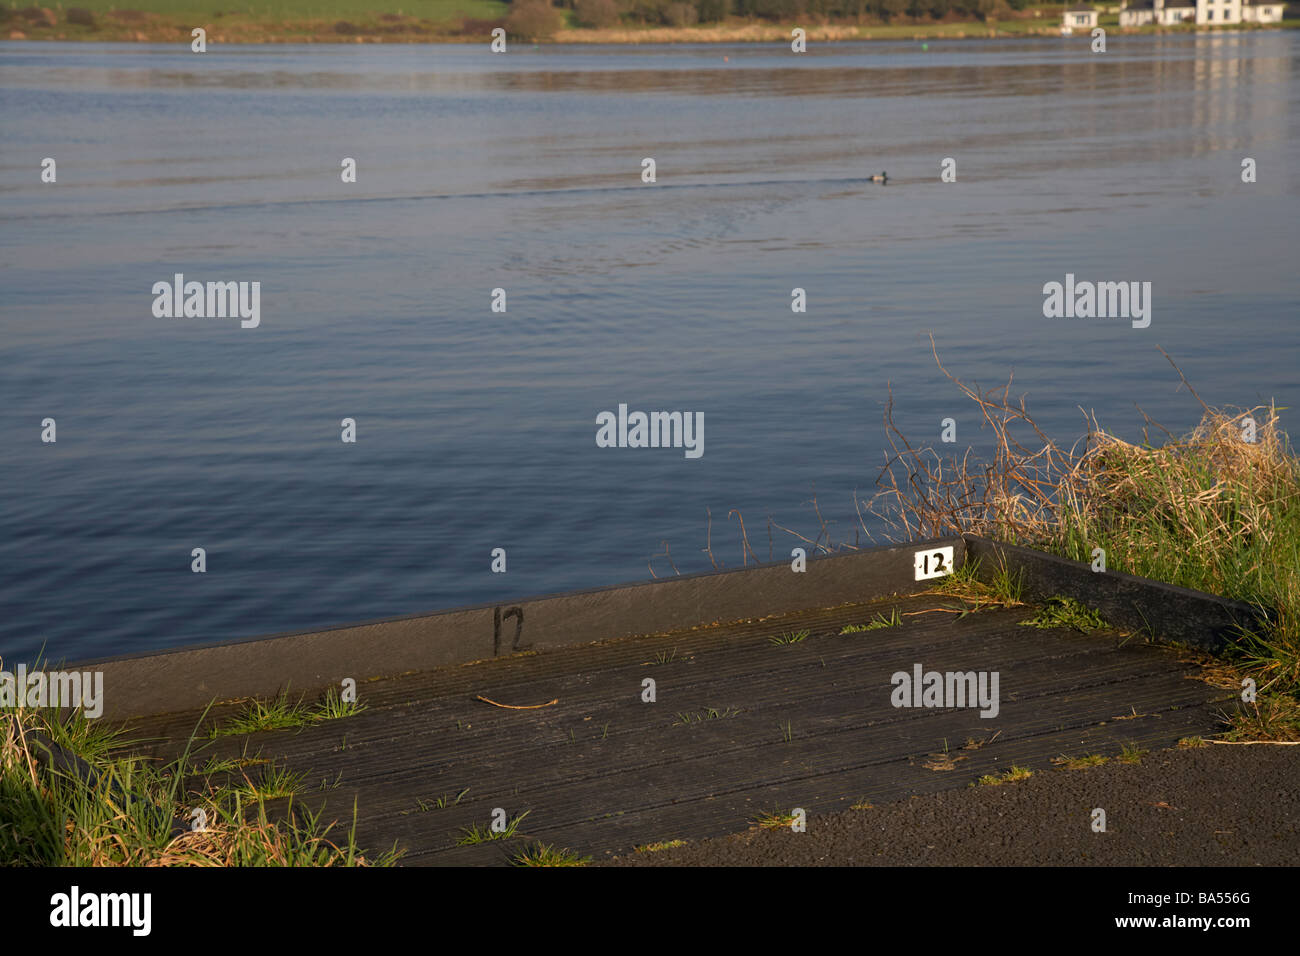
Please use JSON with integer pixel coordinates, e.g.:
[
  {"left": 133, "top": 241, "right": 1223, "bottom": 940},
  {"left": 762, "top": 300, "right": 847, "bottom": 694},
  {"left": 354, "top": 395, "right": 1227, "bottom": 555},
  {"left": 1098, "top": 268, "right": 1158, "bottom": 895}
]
[
  {"left": 1, "top": 701, "right": 398, "bottom": 867},
  {"left": 684, "top": 338, "right": 1299, "bottom": 740},
  {"left": 866, "top": 338, "right": 1299, "bottom": 739}
]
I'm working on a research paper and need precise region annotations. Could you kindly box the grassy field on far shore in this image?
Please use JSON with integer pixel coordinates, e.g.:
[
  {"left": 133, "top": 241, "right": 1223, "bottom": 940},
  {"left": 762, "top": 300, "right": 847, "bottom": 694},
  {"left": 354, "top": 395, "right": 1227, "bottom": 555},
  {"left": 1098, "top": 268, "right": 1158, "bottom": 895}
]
[
  {"left": 8, "top": 0, "right": 507, "bottom": 20},
  {"left": 3, "top": 1, "right": 1293, "bottom": 44}
]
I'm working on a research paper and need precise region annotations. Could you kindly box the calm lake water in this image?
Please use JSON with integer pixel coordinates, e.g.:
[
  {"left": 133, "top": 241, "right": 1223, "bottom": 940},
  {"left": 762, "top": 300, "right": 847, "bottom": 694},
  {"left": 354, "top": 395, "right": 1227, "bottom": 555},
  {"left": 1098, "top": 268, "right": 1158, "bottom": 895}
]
[{"left": 2, "top": 34, "right": 1297, "bottom": 664}]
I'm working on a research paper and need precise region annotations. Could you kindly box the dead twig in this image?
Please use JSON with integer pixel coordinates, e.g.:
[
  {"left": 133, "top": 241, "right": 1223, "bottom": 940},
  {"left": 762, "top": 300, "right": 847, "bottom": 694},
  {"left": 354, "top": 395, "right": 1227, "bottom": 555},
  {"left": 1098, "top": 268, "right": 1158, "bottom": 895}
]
[
  {"left": 648, "top": 540, "right": 680, "bottom": 579},
  {"left": 769, "top": 518, "right": 829, "bottom": 554},
  {"left": 1207, "top": 739, "right": 1300, "bottom": 746},
  {"left": 1157, "top": 345, "right": 1211, "bottom": 415},
  {"left": 728, "top": 509, "right": 759, "bottom": 566},
  {"left": 475, "top": 695, "right": 558, "bottom": 710}
]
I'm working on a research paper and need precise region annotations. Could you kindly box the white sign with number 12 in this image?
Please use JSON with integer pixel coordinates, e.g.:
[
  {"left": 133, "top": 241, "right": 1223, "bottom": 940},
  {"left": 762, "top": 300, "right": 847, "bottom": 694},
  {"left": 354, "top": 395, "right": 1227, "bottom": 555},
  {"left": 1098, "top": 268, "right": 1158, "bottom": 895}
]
[{"left": 914, "top": 546, "right": 955, "bottom": 581}]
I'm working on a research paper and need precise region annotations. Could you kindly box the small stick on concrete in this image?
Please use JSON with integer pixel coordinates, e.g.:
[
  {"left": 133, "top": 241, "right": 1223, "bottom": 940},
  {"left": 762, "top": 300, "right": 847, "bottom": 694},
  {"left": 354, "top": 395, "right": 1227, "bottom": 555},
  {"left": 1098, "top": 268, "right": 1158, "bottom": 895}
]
[
  {"left": 1207, "top": 739, "right": 1300, "bottom": 745},
  {"left": 475, "top": 695, "right": 558, "bottom": 710}
]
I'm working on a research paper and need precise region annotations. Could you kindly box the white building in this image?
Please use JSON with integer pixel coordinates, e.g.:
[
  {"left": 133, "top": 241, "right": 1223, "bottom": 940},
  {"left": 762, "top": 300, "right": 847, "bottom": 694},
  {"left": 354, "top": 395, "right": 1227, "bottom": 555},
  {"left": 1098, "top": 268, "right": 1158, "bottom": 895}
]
[
  {"left": 1241, "top": 0, "right": 1286, "bottom": 21},
  {"left": 1063, "top": 4, "right": 1100, "bottom": 28},
  {"left": 1119, "top": 0, "right": 1156, "bottom": 24},
  {"left": 1120, "top": 0, "right": 1287, "bottom": 23},
  {"left": 1158, "top": 0, "right": 1197, "bottom": 22},
  {"left": 1196, "top": 0, "right": 1242, "bottom": 22}
]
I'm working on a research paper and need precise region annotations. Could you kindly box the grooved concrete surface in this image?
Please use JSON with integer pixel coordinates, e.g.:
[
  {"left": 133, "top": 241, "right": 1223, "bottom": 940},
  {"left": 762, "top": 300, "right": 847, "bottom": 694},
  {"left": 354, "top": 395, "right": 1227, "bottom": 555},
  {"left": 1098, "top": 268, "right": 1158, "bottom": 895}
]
[
  {"left": 120, "top": 593, "right": 1237, "bottom": 866},
  {"left": 608, "top": 746, "right": 1300, "bottom": 866}
]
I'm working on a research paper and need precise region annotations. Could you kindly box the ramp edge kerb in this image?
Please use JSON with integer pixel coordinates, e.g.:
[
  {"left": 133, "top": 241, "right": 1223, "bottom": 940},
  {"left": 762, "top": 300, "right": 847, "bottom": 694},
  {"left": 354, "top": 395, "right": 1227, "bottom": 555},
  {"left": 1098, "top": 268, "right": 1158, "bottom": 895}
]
[
  {"left": 961, "top": 534, "right": 1267, "bottom": 654},
  {"left": 32, "top": 536, "right": 1263, "bottom": 721},
  {"left": 54, "top": 536, "right": 967, "bottom": 719},
  {"left": 70, "top": 534, "right": 963, "bottom": 670}
]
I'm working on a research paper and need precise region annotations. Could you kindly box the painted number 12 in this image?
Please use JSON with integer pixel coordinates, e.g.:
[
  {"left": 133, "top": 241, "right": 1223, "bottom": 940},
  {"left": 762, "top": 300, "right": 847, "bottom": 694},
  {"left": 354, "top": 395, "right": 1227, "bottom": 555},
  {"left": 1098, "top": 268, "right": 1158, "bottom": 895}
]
[{"left": 914, "top": 546, "right": 954, "bottom": 581}]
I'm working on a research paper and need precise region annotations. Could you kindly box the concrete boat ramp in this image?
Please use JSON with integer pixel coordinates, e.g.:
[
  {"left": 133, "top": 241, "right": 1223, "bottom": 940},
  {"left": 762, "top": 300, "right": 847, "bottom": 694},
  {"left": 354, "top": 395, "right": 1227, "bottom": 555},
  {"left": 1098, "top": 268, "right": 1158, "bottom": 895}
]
[
  {"left": 83, "top": 537, "right": 1251, "bottom": 865},
  {"left": 121, "top": 595, "right": 1231, "bottom": 865}
]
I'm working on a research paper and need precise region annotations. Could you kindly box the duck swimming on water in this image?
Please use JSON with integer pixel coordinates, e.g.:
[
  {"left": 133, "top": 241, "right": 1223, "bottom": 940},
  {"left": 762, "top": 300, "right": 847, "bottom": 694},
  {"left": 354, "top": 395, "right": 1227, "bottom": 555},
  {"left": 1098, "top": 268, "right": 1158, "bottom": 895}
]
[{"left": 870, "top": 171, "right": 888, "bottom": 184}]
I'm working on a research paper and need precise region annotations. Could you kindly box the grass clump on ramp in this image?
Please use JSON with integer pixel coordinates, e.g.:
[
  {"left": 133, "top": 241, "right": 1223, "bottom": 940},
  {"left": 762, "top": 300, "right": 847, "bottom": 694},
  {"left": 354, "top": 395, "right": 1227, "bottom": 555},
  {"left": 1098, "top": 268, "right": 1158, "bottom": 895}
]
[
  {"left": 0, "top": 701, "right": 399, "bottom": 866},
  {"left": 207, "top": 685, "right": 366, "bottom": 739}
]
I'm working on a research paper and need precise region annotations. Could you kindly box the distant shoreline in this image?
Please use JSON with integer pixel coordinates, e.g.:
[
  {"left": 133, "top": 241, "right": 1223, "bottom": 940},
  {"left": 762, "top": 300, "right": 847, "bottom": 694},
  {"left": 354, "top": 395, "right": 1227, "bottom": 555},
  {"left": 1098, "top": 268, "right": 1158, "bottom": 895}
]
[{"left": 3, "top": 10, "right": 1293, "bottom": 46}]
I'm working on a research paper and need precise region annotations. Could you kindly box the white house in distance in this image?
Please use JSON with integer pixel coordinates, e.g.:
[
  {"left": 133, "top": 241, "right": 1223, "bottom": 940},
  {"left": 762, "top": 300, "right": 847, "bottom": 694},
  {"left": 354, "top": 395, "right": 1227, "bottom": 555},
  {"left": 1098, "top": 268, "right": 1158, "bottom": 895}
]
[
  {"left": 1118, "top": 0, "right": 1287, "bottom": 24},
  {"left": 1118, "top": 0, "right": 1191, "bottom": 23},
  {"left": 1063, "top": 3, "right": 1100, "bottom": 28},
  {"left": 1241, "top": 0, "right": 1286, "bottom": 22},
  {"left": 1119, "top": 0, "right": 1156, "bottom": 24}
]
